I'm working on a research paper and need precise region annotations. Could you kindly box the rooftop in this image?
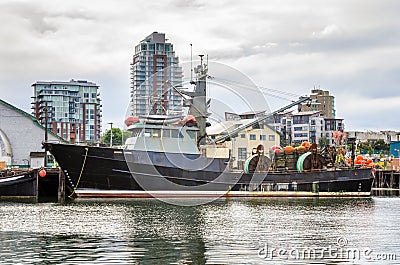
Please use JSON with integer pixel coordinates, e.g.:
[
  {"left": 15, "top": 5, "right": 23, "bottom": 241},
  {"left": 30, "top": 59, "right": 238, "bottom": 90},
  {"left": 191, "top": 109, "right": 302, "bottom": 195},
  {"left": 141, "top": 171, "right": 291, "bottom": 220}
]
[{"left": 32, "top": 79, "right": 98, "bottom": 87}]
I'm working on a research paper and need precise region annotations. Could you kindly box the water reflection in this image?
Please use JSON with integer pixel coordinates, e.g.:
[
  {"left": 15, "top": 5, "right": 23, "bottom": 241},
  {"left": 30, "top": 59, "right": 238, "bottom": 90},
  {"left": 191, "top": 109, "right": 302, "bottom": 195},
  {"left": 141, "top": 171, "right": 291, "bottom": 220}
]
[{"left": 0, "top": 198, "right": 398, "bottom": 264}]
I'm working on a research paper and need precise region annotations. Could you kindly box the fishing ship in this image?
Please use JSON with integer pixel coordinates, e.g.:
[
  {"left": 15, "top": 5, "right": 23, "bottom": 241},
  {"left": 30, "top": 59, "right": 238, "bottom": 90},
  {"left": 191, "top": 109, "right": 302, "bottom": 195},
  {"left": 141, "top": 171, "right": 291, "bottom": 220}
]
[{"left": 44, "top": 59, "right": 374, "bottom": 199}]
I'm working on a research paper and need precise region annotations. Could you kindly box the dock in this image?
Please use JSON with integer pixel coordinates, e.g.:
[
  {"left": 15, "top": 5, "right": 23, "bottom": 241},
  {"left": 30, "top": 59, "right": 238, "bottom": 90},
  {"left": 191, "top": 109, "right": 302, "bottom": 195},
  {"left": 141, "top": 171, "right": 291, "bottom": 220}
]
[
  {"left": 372, "top": 170, "right": 400, "bottom": 196},
  {"left": 0, "top": 167, "right": 65, "bottom": 202}
]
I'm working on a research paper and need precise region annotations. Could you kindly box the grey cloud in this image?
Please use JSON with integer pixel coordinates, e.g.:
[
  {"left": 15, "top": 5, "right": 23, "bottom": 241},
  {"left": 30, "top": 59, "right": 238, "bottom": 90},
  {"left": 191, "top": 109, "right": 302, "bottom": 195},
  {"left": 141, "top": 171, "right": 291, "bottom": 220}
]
[
  {"left": 0, "top": 0, "right": 399, "bottom": 131},
  {"left": 0, "top": 1, "right": 97, "bottom": 35}
]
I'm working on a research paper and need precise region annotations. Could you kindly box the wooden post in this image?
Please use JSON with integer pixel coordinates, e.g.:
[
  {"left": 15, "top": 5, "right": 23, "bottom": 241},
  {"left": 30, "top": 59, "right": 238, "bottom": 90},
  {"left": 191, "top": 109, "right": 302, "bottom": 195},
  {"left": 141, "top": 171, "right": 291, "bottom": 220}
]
[
  {"left": 34, "top": 169, "right": 39, "bottom": 203},
  {"left": 58, "top": 168, "right": 65, "bottom": 203},
  {"left": 390, "top": 170, "right": 394, "bottom": 189}
]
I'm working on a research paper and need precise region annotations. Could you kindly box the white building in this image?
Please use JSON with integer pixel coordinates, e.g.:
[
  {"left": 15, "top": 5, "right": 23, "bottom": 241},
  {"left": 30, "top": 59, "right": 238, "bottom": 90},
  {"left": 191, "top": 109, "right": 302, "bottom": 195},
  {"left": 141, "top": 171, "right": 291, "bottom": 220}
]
[
  {"left": 347, "top": 131, "right": 400, "bottom": 144},
  {"left": 208, "top": 112, "right": 281, "bottom": 169},
  {"left": 270, "top": 110, "right": 344, "bottom": 145},
  {"left": 0, "top": 98, "right": 64, "bottom": 168}
]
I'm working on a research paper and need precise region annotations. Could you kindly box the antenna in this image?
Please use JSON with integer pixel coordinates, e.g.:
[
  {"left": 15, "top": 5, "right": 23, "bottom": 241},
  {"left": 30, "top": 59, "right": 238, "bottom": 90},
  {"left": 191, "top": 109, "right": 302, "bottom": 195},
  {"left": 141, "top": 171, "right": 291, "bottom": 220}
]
[
  {"left": 199, "top": 54, "right": 204, "bottom": 65},
  {"left": 190, "top": 44, "right": 193, "bottom": 82}
]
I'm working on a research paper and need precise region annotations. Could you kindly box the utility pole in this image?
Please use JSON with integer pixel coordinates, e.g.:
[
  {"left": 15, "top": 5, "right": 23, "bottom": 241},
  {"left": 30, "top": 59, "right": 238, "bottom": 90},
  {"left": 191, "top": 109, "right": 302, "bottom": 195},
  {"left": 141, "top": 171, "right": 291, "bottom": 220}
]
[
  {"left": 44, "top": 102, "right": 48, "bottom": 167},
  {"left": 108, "top": 122, "right": 113, "bottom": 147}
]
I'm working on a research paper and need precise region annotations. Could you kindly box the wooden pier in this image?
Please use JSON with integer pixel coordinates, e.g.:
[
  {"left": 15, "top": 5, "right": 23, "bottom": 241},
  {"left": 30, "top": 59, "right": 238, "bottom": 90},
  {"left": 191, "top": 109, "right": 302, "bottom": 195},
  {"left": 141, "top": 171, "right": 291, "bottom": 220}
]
[
  {"left": 372, "top": 170, "right": 400, "bottom": 196},
  {"left": 37, "top": 167, "right": 65, "bottom": 202}
]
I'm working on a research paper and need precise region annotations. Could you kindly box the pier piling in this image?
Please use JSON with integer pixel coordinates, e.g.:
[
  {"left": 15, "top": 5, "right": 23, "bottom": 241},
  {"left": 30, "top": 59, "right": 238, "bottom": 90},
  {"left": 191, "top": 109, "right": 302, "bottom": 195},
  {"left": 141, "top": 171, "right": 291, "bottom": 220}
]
[
  {"left": 372, "top": 170, "right": 400, "bottom": 196},
  {"left": 58, "top": 169, "right": 65, "bottom": 203}
]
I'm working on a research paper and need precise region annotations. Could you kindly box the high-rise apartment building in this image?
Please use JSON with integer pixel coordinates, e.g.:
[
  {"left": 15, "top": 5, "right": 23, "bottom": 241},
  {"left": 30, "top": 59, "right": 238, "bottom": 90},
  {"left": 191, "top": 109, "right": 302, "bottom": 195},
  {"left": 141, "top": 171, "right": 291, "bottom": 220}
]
[
  {"left": 130, "top": 32, "right": 183, "bottom": 116},
  {"left": 301, "top": 89, "right": 336, "bottom": 118},
  {"left": 31, "top": 79, "right": 102, "bottom": 143}
]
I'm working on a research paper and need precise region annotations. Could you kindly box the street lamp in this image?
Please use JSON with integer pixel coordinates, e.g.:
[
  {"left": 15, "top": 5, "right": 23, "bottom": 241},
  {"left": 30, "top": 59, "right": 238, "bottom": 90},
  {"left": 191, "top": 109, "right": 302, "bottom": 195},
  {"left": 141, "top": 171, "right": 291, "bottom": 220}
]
[{"left": 108, "top": 122, "right": 113, "bottom": 147}]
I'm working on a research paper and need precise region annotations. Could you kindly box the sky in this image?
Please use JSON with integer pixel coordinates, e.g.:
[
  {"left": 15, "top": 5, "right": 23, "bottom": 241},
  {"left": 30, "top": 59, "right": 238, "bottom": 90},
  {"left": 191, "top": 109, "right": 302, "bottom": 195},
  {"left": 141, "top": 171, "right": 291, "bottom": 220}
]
[{"left": 0, "top": 0, "right": 399, "bottom": 132}]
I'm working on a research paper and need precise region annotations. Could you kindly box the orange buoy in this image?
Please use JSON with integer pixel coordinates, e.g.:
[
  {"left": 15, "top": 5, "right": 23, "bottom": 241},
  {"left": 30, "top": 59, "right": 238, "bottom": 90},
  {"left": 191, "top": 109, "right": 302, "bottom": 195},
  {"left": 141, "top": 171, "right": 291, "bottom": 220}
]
[
  {"left": 301, "top": 141, "right": 311, "bottom": 148},
  {"left": 284, "top": 145, "right": 294, "bottom": 154},
  {"left": 39, "top": 169, "right": 47, "bottom": 178}
]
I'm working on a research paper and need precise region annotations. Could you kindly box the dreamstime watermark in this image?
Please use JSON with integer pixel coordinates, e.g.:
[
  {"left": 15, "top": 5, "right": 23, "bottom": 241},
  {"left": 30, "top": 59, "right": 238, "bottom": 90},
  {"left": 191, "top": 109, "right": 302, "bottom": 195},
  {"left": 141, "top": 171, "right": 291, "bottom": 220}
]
[{"left": 258, "top": 237, "right": 397, "bottom": 262}]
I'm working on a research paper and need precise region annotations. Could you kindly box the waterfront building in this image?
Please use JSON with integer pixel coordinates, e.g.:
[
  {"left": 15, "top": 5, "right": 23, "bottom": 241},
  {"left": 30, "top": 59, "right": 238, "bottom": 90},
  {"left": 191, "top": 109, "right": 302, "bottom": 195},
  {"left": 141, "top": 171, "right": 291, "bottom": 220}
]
[
  {"left": 347, "top": 131, "right": 400, "bottom": 144},
  {"left": 208, "top": 111, "right": 281, "bottom": 169},
  {"left": 269, "top": 88, "right": 344, "bottom": 146},
  {"left": 270, "top": 111, "right": 344, "bottom": 146},
  {"left": 31, "top": 80, "right": 102, "bottom": 143},
  {"left": 0, "top": 98, "right": 64, "bottom": 168},
  {"left": 301, "top": 89, "right": 336, "bottom": 118},
  {"left": 130, "top": 32, "right": 183, "bottom": 117}
]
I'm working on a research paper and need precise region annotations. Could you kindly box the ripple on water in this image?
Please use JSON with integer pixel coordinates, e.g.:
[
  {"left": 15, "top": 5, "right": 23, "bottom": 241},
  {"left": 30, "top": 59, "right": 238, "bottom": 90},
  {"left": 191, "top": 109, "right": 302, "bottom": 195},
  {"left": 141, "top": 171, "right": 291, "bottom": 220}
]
[{"left": 0, "top": 197, "right": 399, "bottom": 264}]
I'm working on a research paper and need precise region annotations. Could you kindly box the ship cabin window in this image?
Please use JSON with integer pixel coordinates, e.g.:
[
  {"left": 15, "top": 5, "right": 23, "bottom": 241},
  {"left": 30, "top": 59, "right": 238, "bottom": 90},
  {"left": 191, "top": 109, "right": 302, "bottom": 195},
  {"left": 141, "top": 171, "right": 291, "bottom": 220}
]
[
  {"left": 163, "top": 129, "right": 184, "bottom": 138},
  {"left": 131, "top": 129, "right": 141, "bottom": 137},
  {"left": 162, "top": 129, "right": 170, "bottom": 138},
  {"left": 143, "top": 128, "right": 161, "bottom": 137},
  {"left": 152, "top": 129, "right": 161, "bottom": 137},
  {"left": 187, "top": 130, "right": 197, "bottom": 140},
  {"left": 144, "top": 129, "right": 151, "bottom": 137}
]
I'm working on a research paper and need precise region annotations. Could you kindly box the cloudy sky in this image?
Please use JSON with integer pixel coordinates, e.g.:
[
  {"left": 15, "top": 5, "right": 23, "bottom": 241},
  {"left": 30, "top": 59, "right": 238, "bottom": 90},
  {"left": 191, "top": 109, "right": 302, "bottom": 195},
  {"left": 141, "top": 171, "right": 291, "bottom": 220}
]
[{"left": 0, "top": 0, "right": 399, "bottom": 131}]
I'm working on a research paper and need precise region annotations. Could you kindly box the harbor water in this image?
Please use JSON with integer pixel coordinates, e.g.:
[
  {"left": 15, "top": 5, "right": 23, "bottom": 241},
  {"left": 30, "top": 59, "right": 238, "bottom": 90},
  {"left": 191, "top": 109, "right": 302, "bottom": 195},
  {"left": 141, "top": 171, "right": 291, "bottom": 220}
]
[{"left": 0, "top": 197, "right": 399, "bottom": 264}]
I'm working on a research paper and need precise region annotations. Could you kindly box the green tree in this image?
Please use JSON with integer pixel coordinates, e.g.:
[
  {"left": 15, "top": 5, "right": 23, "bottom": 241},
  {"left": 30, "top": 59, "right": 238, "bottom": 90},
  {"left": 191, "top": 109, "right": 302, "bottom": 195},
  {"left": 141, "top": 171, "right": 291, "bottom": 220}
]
[
  {"left": 358, "top": 141, "right": 372, "bottom": 154},
  {"left": 372, "top": 139, "right": 389, "bottom": 153},
  {"left": 122, "top": 130, "right": 131, "bottom": 143},
  {"left": 102, "top": 128, "right": 123, "bottom": 146},
  {"left": 318, "top": 136, "right": 329, "bottom": 148}
]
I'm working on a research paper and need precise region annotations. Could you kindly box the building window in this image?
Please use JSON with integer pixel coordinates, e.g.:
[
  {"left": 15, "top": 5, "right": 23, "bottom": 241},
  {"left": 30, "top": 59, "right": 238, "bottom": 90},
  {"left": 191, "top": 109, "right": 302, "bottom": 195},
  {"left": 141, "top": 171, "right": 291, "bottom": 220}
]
[
  {"left": 238, "top": 148, "right": 247, "bottom": 160},
  {"left": 269, "top": 135, "right": 275, "bottom": 141},
  {"left": 294, "top": 133, "right": 308, "bottom": 138},
  {"left": 260, "top": 135, "right": 266, "bottom": 141},
  {"left": 240, "top": 134, "right": 245, "bottom": 138},
  {"left": 250, "top": 134, "right": 256, "bottom": 140}
]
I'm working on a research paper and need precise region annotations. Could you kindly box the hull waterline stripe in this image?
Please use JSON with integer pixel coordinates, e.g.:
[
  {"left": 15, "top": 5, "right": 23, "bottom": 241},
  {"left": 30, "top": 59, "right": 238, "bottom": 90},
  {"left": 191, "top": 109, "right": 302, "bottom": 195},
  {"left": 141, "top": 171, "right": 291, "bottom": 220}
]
[{"left": 73, "top": 190, "right": 371, "bottom": 199}]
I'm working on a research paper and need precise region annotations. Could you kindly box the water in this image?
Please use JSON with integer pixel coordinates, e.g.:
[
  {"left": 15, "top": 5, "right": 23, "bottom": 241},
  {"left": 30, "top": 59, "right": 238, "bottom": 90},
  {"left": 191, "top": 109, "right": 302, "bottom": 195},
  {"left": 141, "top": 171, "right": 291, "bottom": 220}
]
[{"left": 0, "top": 197, "right": 399, "bottom": 264}]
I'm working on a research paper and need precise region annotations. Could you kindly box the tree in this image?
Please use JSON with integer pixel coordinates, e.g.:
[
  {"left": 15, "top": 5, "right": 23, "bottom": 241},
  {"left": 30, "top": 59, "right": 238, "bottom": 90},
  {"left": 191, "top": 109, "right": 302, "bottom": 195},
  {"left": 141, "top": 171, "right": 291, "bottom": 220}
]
[
  {"left": 122, "top": 130, "right": 131, "bottom": 143},
  {"left": 101, "top": 128, "right": 123, "bottom": 146},
  {"left": 372, "top": 139, "right": 389, "bottom": 154},
  {"left": 357, "top": 141, "right": 371, "bottom": 154},
  {"left": 318, "top": 136, "right": 329, "bottom": 148}
]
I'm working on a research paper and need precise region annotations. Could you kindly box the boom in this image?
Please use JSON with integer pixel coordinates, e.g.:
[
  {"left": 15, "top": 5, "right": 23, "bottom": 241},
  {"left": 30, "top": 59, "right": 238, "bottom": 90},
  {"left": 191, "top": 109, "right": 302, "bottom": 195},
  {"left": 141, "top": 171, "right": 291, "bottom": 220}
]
[{"left": 213, "top": 96, "right": 311, "bottom": 143}]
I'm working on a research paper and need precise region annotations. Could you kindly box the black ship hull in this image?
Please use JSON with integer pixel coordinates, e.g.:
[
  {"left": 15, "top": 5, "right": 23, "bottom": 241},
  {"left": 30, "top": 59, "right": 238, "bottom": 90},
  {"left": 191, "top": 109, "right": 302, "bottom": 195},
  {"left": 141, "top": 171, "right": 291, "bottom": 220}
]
[
  {"left": 0, "top": 170, "right": 37, "bottom": 199},
  {"left": 45, "top": 143, "right": 374, "bottom": 199}
]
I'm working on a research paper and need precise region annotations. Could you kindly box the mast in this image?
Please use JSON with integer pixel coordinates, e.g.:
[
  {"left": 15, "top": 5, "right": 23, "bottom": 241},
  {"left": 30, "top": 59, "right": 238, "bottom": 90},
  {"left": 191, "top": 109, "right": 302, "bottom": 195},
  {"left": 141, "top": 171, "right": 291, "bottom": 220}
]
[{"left": 189, "top": 55, "right": 209, "bottom": 145}]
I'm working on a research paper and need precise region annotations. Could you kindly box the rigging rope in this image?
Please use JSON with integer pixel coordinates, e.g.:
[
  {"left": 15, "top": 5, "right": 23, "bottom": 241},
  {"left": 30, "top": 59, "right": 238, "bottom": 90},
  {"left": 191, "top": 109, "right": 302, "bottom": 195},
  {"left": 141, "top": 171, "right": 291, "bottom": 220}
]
[{"left": 211, "top": 77, "right": 303, "bottom": 100}]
